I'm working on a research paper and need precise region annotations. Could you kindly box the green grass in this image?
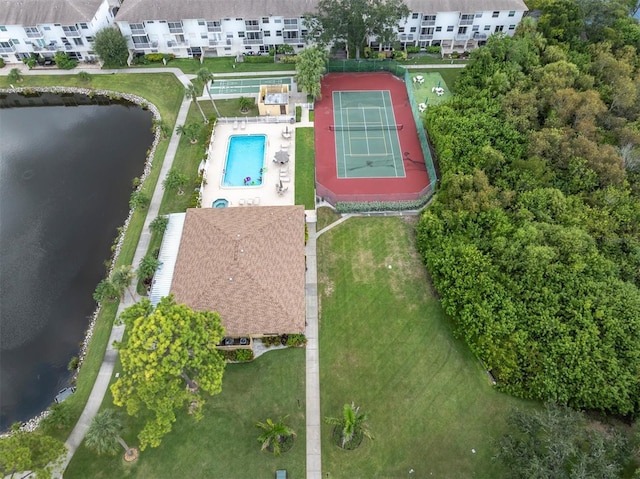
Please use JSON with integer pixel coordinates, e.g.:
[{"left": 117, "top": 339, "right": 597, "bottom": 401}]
[
  {"left": 294, "top": 128, "right": 315, "bottom": 210},
  {"left": 65, "top": 348, "right": 306, "bottom": 479},
  {"left": 129, "top": 57, "right": 295, "bottom": 74},
  {"left": 317, "top": 217, "right": 535, "bottom": 478},
  {"left": 316, "top": 207, "right": 341, "bottom": 231},
  {"left": 308, "top": 110, "right": 315, "bottom": 122}
]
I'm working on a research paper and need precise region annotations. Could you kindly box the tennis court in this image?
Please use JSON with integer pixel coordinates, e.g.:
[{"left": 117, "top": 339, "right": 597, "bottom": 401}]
[
  {"left": 209, "top": 77, "right": 292, "bottom": 95},
  {"left": 332, "top": 91, "right": 405, "bottom": 179}
]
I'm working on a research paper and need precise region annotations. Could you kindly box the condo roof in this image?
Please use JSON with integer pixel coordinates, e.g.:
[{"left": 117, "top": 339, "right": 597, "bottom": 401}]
[{"left": 0, "top": 0, "right": 110, "bottom": 26}]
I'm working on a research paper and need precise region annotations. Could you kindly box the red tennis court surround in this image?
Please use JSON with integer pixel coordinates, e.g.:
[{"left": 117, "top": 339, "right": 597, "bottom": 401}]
[{"left": 315, "top": 73, "right": 432, "bottom": 203}]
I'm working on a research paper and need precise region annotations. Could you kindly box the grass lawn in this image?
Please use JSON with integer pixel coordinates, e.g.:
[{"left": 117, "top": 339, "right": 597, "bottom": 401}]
[
  {"left": 294, "top": 128, "right": 315, "bottom": 210},
  {"left": 129, "top": 57, "right": 295, "bottom": 74},
  {"left": 65, "top": 348, "right": 306, "bottom": 479},
  {"left": 317, "top": 217, "right": 534, "bottom": 478},
  {"left": 316, "top": 207, "right": 341, "bottom": 232}
]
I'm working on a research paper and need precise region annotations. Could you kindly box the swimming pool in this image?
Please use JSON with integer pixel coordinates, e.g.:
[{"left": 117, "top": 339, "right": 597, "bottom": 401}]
[{"left": 222, "top": 135, "right": 266, "bottom": 187}]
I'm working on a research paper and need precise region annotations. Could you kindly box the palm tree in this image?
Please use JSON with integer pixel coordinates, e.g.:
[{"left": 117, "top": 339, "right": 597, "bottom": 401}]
[
  {"left": 175, "top": 122, "right": 202, "bottom": 143},
  {"left": 111, "top": 265, "right": 135, "bottom": 301},
  {"left": 324, "top": 402, "right": 373, "bottom": 449},
  {"left": 238, "top": 96, "right": 254, "bottom": 113},
  {"left": 196, "top": 68, "right": 221, "bottom": 118},
  {"left": 185, "top": 83, "right": 208, "bottom": 124},
  {"left": 163, "top": 167, "right": 190, "bottom": 195},
  {"left": 256, "top": 416, "right": 296, "bottom": 456},
  {"left": 85, "top": 409, "right": 138, "bottom": 461}
]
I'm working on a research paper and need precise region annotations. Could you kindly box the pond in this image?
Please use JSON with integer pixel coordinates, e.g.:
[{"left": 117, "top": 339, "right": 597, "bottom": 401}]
[{"left": 0, "top": 94, "right": 154, "bottom": 430}]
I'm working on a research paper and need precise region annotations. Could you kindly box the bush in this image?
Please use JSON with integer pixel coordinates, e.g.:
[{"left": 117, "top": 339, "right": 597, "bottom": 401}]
[
  {"left": 279, "top": 55, "right": 297, "bottom": 64},
  {"left": 406, "top": 46, "right": 420, "bottom": 54},
  {"left": 334, "top": 196, "right": 432, "bottom": 213},
  {"left": 286, "top": 334, "right": 307, "bottom": 347},
  {"left": 242, "top": 55, "right": 274, "bottom": 64},
  {"left": 425, "top": 46, "right": 441, "bottom": 55},
  {"left": 223, "top": 349, "right": 254, "bottom": 362},
  {"left": 295, "top": 105, "right": 302, "bottom": 122},
  {"left": 392, "top": 50, "right": 408, "bottom": 61},
  {"left": 67, "top": 356, "right": 79, "bottom": 371},
  {"left": 53, "top": 52, "right": 78, "bottom": 70},
  {"left": 0, "top": 57, "right": 5, "bottom": 68},
  {"left": 261, "top": 336, "right": 282, "bottom": 347}
]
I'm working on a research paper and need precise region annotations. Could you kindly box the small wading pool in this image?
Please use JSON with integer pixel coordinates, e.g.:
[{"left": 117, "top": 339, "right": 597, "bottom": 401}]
[{"left": 223, "top": 135, "right": 266, "bottom": 187}]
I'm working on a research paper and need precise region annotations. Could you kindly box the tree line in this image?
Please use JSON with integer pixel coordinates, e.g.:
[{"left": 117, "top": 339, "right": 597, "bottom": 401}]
[{"left": 417, "top": 1, "right": 640, "bottom": 417}]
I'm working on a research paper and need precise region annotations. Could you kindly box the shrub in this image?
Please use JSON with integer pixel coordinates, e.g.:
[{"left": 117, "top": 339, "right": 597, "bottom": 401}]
[
  {"left": 53, "top": 52, "right": 78, "bottom": 70},
  {"left": 242, "top": 55, "right": 274, "bottom": 64},
  {"left": 8, "top": 68, "right": 22, "bottom": 82},
  {"left": 67, "top": 356, "right": 80, "bottom": 371},
  {"left": 363, "top": 47, "right": 372, "bottom": 59},
  {"left": 286, "top": 334, "right": 307, "bottom": 347},
  {"left": 261, "top": 336, "right": 281, "bottom": 347},
  {"left": 149, "top": 215, "right": 169, "bottom": 234},
  {"left": 406, "top": 46, "right": 420, "bottom": 54},
  {"left": 425, "top": 46, "right": 441, "bottom": 55},
  {"left": 279, "top": 55, "right": 298, "bottom": 64},
  {"left": 129, "top": 190, "right": 150, "bottom": 210},
  {"left": 77, "top": 71, "right": 91, "bottom": 82},
  {"left": 236, "top": 349, "right": 254, "bottom": 361},
  {"left": 23, "top": 56, "right": 37, "bottom": 69},
  {"left": 0, "top": 57, "right": 5, "bottom": 68},
  {"left": 392, "top": 50, "right": 407, "bottom": 61},
  {"left": 295, "top": 105, "right": 302, "bottom": 122},
  {"left": 334, "top": 196, "right": 432, "bottom": 213}
]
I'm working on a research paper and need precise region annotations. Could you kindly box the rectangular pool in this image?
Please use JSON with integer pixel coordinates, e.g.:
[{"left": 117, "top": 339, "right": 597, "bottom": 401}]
[{"left": 222, "top": 135, "right": 266, "bottom": 187}]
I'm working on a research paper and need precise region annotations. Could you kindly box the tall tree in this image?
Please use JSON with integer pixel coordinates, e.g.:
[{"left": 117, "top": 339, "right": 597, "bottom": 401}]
[
  {"left": 111, "top": 265, "right": 135, "bottom": 302},
  {"left": 495, "top": 404, "right": 632, "bottom": 479},
  {"left": 85, "top": 409, "right": 138, "bottom": 461},
  {"left": 324, "top": 402, "right": 373, "bottom": 449},
  {"left": 0, "top": 425, "right": 66, "bottom": 479},
  {"left": 255, "top": 417, "right": 296, "bottom": 456},
  {"left": 295, "top": 46, "right": 328, "bottom": 101},
  {"left": 306, "top": 0, "right": 409, "bottom": 59},
  {"left": 110, "top": 296, "right": 226, "bottom": 450},
  {"left": 196, "top": 68, "right": 221, "bottom": 118},
  {"left": 185, "top": 83, "right": 208, "bottom": 124},
  {"left": 93, "top": 27, "right": 129, "bottom": 66}
]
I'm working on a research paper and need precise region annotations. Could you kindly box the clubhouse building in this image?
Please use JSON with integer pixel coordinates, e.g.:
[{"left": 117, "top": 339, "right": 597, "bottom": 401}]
[{"left": 1, "top": 0, "right": 528, "bottom": 64}]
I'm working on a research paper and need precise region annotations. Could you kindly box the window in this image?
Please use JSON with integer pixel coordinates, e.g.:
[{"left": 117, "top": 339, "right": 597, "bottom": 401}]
[
  {"left": 262, "top": 17, "right": 270, "bottom": 23},
  {"left": 472, "top": 25, "right": 479, "bottom": 31},
  {"left": 44, "top": 26, "right": 51, "bottom": 30},
  {"left": 492, "top": 11, "right": 499, "bottom": 17},
  {"left": 207, "top": 21, "right": 221, "bottom": 32},
  {"left": 201, "top": 33, "right": 208, "bottom": 39},
  {"left": 458, "top": 27, "right": 467, "bottom": 34},
  {"left": 274, "top": 18, "right": 282, "bottom": 23},
  {"left": 159, "top": 20, "right": 167, "bottom": 23},
  {"left": 398, "top": 27, "right": 405, "bottom": 33},
  {"left": 484, "top": 25, "right": 491, "bottom": 30},
  {"left": 62, "top": 25, "right": 79, "bottom": 35},
  {"left": 235, "top": 17, "right": 242, "bottom": 21},
  {"left": 25, "top": 27, "right": 41, "bottom": 37},
  {"left": 11, "top": 39, "right": 20, "bottom": 44},
  {"left": 130, "top": 23, "right": 145, "bottom": 35},
  {"left": 238, "top": 31, "right": 245, "bottom": 37},
  {"left": 508, "top": 24, "right": 516, "bottom": 30},
  {"left": 475, "top": 12, "right": 482, "bottom": 18},
  {"left": 410, "top": 27, "right": 416, "bottom": 32},
  {"left": 86, "top": 36, "right": 94, "bottom": 42},
  {"left": 508, "top": 11, "right": 515, "bottom": 17},
  {"left": 435, "top": 26, "right": 442, "bottom": 32},
  {"left": 80, "top": 23, "right": 88, "bottom": 29},
  {"left": 446, "top": 26, "right": 454, "bottom": 32},
  {"left": 276, "top": 30, "right": 282, "bottom": 36},
  {"left": 495, "top": 25, "right": 504, "bottom": 32},
  {"left": 198, "top": 20, "right": 205, "bottom": 26},
  {"left": 168, "top": 22, "right": 183, "bottom": 33},
  {"left": 147, "top": 21, "right": 154, "bottom": 23},
  {"left": 0, "top": 26, "right": 6, "bottom": 32},
  {"left": 73, "top": 37, "right": 83, "bottom": 45},
  {"left": 264, "top": 30, "right": 271, "bottom": 37}
]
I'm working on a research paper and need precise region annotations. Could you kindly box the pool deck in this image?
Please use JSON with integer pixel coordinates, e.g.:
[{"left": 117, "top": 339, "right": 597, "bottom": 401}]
[{"left": 201, "top": 121, "right": 296, "bottom": 209}]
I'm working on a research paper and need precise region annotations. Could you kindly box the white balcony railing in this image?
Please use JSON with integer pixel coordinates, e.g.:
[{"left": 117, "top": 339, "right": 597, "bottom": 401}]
[
  {"left": 243, "top": 38, "right": 263, "bottom": 45},
  {"left": 421, "top": 20, "right": 436, "bottom": 26}
]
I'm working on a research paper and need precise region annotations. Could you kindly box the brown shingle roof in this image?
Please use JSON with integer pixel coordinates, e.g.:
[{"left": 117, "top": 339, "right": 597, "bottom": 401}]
[
  {"left": 0, "top": 0, "right": 107, "bottom": 26},
  {"left": 170, "top": 206, "right": 306, "bottom": 337}
]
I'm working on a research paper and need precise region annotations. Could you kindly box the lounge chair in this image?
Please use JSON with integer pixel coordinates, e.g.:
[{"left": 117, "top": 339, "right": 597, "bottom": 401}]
[
  {"left": 233, "top": 121, "right": 239, "bottom": 130},
  {"left": 238, "top": 198, "right": 245, "bottom": 206},
  {"left": 240, "top": 120, "right": 246, "bottom": 130},
  {"left": 254, "top": 197, "right": 260, "bottom": 205},
  {"left": 246, "top": 198, "right": 253, "bottom": 205},
  {"left": 281, "top": 176, "right": 291, "bottom": 183}
]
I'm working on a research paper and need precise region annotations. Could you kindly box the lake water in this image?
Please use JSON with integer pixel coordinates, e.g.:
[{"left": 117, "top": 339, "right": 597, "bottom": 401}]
[{"left": 0, "top": 96, "right": 153, "bottom": 429}]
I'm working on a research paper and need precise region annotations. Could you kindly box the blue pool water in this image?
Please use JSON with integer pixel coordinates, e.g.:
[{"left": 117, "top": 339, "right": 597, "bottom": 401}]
[{"left": 223, "top": 135, "right": 266, "bottom": 187}]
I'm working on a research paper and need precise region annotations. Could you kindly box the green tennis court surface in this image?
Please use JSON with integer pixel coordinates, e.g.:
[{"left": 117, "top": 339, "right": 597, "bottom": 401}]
[
  {"left": 209, "top": 77, "right": 292, "bottom": 95},
  {"left": 333, "top": 91, "right": 405, "bottom": 179}
]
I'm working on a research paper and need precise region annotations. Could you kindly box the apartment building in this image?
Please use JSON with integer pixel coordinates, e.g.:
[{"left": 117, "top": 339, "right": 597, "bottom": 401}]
[
  {"left": 0, "top": 0, "right": 122, "bottom": 64},
  {"left": 0, "top": 0, "right": 527, "bottom": 64},
  {"left": 115, "top": 0, "right": 527, "bottom": 59}
]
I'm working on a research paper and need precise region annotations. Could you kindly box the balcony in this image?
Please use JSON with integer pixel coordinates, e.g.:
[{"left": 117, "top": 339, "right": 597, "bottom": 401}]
[
  {"left": 245, "top": 24, "right": 260, "bottom": 31},
  {"left": 455, "top": 34, "right": 469, "bottom": 40},
  {"left": 419, "top": 34, "right": 433, "bottom": 40},
  {"left": 472, "top": 32, "right": 487, "bottom": 40},
  {"left": 207, "top": 25, "right": 222, "bottom": 33},
  {"left": 209, "top": 39, "right": 221, "bottom": 46},
  {"left": 459, "top": 19, "right": 474, "bottom": 26},
  {"left": 65, "top": 44, "right": 73, "bottom": 50},
  {"left": 243, "top": 38, "right": 263, "bottom": 45},
  {"left": 421, "top": 20, "right": 436, "bottom": 26},
  {"left": 131, "top": 28, "right": 146, "bottom": 35},
  {"left": 283, "top": 37, "right": 300, "bottom": 44},
  {"left": 0, "top": 45, "right": 16, "bottom": 53},
  {"left": 26, "top": 30, "right": 43, "bottom": 39},
  {"left": 169, "top": 27, "right": 183, "bottom": 34},
  {"left": 63, "top": 29, "right": 81, "bottom": 37},
  {"left": 167, "top": 40, "right": 189, "bottom": 47}
]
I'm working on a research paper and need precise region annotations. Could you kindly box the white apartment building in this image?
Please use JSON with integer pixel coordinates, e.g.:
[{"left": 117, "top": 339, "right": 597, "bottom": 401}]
[
  {"left": 0, "top": 0, "right": 527, "bottom": 64},
  {"left": 115, "top": 0, "right": 527, "bottom": 59},
  {"left": 0, "top": 0, "right": 122, "bottom": 64}
]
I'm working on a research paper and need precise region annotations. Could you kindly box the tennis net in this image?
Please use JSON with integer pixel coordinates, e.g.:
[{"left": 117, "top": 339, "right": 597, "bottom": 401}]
[{"left": 329, "top": 124, "right": 403, "bottom": 132}]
